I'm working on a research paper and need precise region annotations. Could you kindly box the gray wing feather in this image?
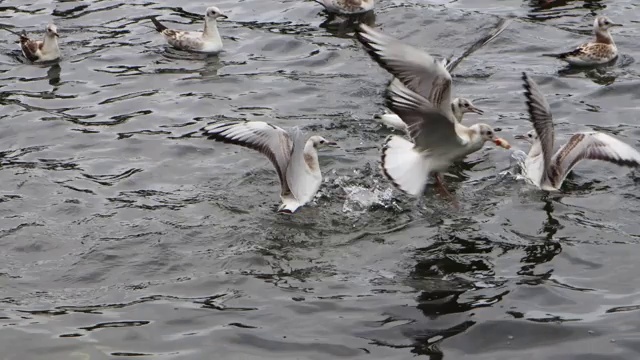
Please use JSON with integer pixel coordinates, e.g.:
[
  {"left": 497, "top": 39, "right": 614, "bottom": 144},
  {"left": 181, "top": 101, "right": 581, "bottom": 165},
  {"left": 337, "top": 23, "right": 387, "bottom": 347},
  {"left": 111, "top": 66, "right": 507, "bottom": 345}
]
[
  {"left": 446, "top": 18, "right": 511, "bottom": 73},
  {"left": 522, "top": 72, "right": 555, "bottom": 185},
  {"left": 202, "top": 121, "right": 293, "bottom": 194},
  {"left": 357, "top": 24, "right": 453, "bottom": 117},
  {"left": 285, "top": 128, "right": 319, "bottom": 204},
  {"left": 385, "top": 79, "right": 461, "bottom": 151}
]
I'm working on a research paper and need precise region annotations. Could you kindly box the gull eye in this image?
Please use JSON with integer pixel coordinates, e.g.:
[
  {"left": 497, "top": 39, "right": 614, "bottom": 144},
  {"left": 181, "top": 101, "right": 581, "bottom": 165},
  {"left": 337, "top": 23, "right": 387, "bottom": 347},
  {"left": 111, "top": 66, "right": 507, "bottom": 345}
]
[
  {"left": 528, "top": 133, "right": 532, "bottom": 138},
  {"left": 320, "top": 140, "right": 326, "bottom": 144},
  {"left": 487, "top": 131, "right": 492, "bottom": 136}
]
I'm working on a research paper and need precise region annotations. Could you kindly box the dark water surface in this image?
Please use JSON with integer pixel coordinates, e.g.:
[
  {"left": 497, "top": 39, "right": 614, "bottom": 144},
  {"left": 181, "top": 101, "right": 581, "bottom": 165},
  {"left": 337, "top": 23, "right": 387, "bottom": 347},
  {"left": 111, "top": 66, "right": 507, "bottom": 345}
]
[{"left": 1, "top": 0, "right": 640, "bottom": 358}]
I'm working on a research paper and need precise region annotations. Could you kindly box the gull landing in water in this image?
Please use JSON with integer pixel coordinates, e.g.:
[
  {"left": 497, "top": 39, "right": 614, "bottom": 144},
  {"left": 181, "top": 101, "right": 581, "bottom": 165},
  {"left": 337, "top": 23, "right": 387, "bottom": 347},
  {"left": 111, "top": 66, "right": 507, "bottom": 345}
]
[
  {"left": 19, "top": 24, "right": 60, "bottom": 63},
  {"left": 202, "top": 121, "right": 337, "bottom": 213},
  {"left": 314, "top": 0, "right": 374, "bottom": 15},
  {"left": 151, "top": 6, "right": 227, "bottom": 53},
  {"left": 543, "top": 16, "right": 622, "bottom": 66},
  {"left": 356, "top": 24, "right": 510, "bottom": 198},
  {"left": 517, "top": 72, "right": 640, "bottom": 191},
  {"left": 373, "top": 18, "right": 511, "bottom": 130}
]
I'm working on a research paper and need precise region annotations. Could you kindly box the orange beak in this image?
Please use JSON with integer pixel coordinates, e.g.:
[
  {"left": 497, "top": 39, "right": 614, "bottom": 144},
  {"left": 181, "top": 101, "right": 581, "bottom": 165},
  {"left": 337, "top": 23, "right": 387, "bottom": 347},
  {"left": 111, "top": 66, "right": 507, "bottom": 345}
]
[{"left": 494, "top": 138, "right": 511, "bottom": 149}]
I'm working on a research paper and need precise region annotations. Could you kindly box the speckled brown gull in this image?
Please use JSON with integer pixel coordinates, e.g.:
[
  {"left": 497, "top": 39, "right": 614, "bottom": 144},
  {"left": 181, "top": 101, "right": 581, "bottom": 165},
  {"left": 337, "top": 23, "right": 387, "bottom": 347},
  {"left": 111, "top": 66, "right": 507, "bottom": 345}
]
[
  {"left": 202, "top": 121, "right": 337, "bottom": 213},
  {"left": 151, "top": 6, "right": 227, "bottom": 53},
  {"left": 314, "top": 0, "right": 374, "bottom": 15},
  {"left": 517, "top": 72, "right": 640, "bottom": 191},
  {"left": 19, "top": 24, "right": 60, "bottom": 63},
  {"left": 542, "top": 16, "right": 622, "bottom": 66}
]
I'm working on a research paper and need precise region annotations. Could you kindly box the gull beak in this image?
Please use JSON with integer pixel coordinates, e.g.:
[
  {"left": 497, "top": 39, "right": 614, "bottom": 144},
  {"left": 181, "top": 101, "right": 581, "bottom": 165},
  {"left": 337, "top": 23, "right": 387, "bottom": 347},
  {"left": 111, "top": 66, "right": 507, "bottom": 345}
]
[
  {"left": 54, "top": 32, "right": 60, "bottom": 37},
  {"left": 326, "top": 141, "right": 339, "bottom": 147},
  {"left": 218, "top": 13, "right": 228, "bottom": 19},
  {"left": 469, "top": 105, "right": 484, "bottom": 115},
  {"left": 494, "top": 138, "right": 511, "bottom": 149},
  {"left": 610, "top": 23, "right": 623, "bottom": 27},
  {"left": 514, "top": 134, "right": 527, "bottom": 140}
]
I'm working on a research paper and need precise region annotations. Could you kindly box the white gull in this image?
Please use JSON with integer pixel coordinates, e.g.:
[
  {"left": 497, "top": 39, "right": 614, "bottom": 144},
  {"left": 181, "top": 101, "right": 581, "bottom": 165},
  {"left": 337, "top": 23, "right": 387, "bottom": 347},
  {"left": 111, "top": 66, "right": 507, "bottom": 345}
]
[
  {"left": 517, "top": 72, "right": 640, "bottom": 190},
  {"left": 202, "top": 121, "right": 337, "bottom": 213},
  {"left": 357, "top": 24, "right": 510, "bottom": 197},
  {"left": 374, "top": 18, "right": 511, "bottom": 131},
  {"left": 151, "top": 6, "right": 227, "bottom": 54}
]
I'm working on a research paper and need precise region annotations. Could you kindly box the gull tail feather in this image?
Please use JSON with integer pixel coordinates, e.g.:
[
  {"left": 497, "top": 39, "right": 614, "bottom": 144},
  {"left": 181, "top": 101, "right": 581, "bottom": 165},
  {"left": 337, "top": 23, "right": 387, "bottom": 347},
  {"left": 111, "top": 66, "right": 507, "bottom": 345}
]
[
  {"left": 150, "top": 17, "right": 168, "bottom": 32},
  {"left": 381, "top": 135, "right": 431, "bottom": 196}
]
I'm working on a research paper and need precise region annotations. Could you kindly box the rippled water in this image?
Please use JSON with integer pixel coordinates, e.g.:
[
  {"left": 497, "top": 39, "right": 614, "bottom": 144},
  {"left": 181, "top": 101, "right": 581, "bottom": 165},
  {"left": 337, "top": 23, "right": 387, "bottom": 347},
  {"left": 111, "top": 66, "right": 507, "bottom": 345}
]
[{"left": 1, "top": 0, "right": 640, "bottom": 358}]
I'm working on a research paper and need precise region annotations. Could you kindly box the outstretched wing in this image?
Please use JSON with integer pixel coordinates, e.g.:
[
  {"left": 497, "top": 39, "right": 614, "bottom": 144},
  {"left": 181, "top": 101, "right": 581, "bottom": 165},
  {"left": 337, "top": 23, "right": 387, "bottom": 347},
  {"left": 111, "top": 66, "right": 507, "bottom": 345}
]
[
  {"left": 357, "top": 24, "right": 453, "bottom": 119},
  {"left": 550, "top": 132, "right": 640, "bottom": 187},
  {"left": 385, "top": 78, "right": 462, "bottom": 152},
  {"left": 202, "top": 121, "right": 293, "bottom": 193},
  {"left": 446, "top": 18, "right": 512, "bottom": 73},
  {"left": 522, "top": 72, "right": 555, "bottom": 185}
]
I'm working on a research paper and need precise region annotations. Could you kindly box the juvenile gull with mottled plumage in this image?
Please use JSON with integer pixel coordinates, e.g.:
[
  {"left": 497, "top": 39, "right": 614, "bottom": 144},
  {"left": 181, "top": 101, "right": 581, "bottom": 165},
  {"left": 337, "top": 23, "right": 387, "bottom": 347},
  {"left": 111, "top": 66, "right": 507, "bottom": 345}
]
[
  {"left": 543, "top": 16, "right": 622, "bottom": 66},
  {"left": 314, "top": 0, "right": 374, "bottom": 15},
  {"left": 19, "top": 24, "right": 60, "bottom": 63},
  {"left": 151, "top": 6, "right": 227, "bottom": 53},
  {"left": 202, "top": 121, "right": 337, "bottom": 213},
  {"left": 516, "top": 72, "right": 640, "bottom": 190}
]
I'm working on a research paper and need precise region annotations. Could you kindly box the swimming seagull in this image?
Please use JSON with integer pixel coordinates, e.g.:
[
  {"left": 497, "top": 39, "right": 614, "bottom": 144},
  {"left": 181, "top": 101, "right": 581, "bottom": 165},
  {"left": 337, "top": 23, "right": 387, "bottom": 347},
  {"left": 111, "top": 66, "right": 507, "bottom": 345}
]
[
  {"left": 202, "top": 121, "right": 337, "bottom": 213},
  {"left": 517, "top": 72, "right": 640, "bottom": 191},
  {"left": 373, "top": 18, "right": 511, "bottom": 131},
  {"left": 151, "top": 6, "right": 227, "bottom": 53},
  {"left": 19, "top": 24, "right": 60, "bottom": 63},
  {"left": 542, "top": 16, "right": 622, "bottom": 66},
  {"left": 313, "top": 0, "right": 374, "bottom": 15}
]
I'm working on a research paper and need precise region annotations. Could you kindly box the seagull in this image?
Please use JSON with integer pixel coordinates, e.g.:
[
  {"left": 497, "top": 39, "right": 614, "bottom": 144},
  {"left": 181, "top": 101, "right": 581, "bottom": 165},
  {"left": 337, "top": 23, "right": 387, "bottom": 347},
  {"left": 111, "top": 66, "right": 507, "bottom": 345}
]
[
  {"left": 202, "top": 121, "right": 337, "bottom": 213},
  {"left": 151, "top": 6, "right": 227, "bottom": 53},
  {"left": 313, "top": 0, "right": 374, "bottom": 15},
  {"left": 517, "top": 72, "right": 640, "bottom": 191},
  {"left": 375, "top": 95, "right": 483, "bottom": 131},
  {"left": 19, "top": 24, "right": 60, "bottom": 63},
  {"left": 542, "top": 16, "right": 622, "bottom": 66},
  {"left": 356, "top": 23, "right": 510, "bottom": 197},
  {"left": 373, "top": 18, "right": 511, "bottom": 130}
]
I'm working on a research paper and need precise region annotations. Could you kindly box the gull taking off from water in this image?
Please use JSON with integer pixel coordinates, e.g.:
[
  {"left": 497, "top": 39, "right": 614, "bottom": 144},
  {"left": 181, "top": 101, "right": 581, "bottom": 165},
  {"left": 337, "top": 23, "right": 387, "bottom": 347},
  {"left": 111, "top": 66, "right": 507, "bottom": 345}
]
[
  {"left": 151, "top": 6, "right": 227, "bottom": 53},
  {"left": 373, "top": 18, "right": 511, "bottom": 131},
  {"left": 19, "top": 24, "right": 60, "bottom": 62},
  {"left": 202, "top": 121, "right": 337, "bottom": 213},
  {"left": 356, "top": 24, "right": 510, "bottom": 197},
  {"left": 314, "top": 0, "right": 374, "bottom": 15},
  {"left": 543, "top": 16, "right": 622, "bottom": 66},
  {"left": 516, "top": 72, "right": 640, "bottom": 191}
]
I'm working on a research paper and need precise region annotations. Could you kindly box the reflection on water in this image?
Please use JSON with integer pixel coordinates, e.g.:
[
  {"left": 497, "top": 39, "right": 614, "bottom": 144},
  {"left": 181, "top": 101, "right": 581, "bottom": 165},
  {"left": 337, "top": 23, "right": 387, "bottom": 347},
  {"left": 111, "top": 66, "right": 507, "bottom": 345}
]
[{"left": 1, "top": 0, "right": 640, "bottom": 359}]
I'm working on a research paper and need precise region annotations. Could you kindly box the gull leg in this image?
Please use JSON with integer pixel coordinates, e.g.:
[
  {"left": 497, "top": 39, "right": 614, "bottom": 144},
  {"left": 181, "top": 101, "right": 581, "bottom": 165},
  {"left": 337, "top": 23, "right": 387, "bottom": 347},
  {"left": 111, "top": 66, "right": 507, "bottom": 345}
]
[{"left": 435, "top": 173, "right": 460, "bottom": 209}]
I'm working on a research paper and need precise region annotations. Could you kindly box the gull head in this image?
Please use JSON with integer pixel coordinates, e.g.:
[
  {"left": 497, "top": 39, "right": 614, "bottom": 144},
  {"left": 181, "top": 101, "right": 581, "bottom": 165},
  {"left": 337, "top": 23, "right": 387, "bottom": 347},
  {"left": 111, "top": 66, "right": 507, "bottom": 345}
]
[
  {"left": 595, "top": 16, "right": 622, "bottom": 31},
  {"left": 309, "top": 136, "right": 338, "bottom": 149},
  {"left": 475, "top": 124, "right": 511, "bottom": 149},
  {"left": 205, "top": 6, "right": 228, "bottom": 20},
  {"left": 515, "top": 130, "right": 538, "bottom": 144},
  {"left": 453, "top": 98, "right": 484, "bottom": 115},
  {"left": 46, "top": 24, "right": 59, "bottom": 38}
]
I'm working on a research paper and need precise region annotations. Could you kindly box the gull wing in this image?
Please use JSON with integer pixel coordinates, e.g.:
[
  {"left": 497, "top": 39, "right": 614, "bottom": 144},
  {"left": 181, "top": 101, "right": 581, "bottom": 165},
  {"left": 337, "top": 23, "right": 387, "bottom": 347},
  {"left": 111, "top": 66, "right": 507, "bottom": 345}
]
[
  {"left": 202, "top": 121, "right": 293, "bottom": 194},
  {"left": 385, "top": 78, "right": 462, "bottom": 152},
  {"left": 522, "top": 72, "right": 555, "bottom": 185},
  {"left": 285, "top": 128, "right": 322, "bottom": 205},
  {"left": 550, "top": 132, "right": 640, "bottom": 188},
  {"left": 446, "top": 18, "right": 511, "bottom": 73},
  {"left": 357, "top": 24, "right": 453, "bottom": 119}
]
